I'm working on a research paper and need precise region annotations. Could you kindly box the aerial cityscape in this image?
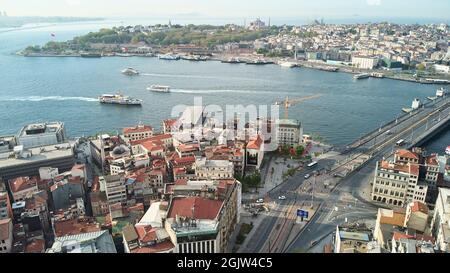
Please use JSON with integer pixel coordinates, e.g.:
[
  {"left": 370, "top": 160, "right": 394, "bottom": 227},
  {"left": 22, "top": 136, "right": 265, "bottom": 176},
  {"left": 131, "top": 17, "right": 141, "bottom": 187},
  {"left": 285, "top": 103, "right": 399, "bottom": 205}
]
[{"left": 1, "top": 0, "right": 450, "bottom": 262}]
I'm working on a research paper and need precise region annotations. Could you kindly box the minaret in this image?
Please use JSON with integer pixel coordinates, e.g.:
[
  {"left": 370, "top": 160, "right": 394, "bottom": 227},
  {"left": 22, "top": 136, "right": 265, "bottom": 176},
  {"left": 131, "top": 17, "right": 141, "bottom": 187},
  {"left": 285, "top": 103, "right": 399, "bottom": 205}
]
[{"left": 268, "top": 17, "right": 271, "bottom": 28}]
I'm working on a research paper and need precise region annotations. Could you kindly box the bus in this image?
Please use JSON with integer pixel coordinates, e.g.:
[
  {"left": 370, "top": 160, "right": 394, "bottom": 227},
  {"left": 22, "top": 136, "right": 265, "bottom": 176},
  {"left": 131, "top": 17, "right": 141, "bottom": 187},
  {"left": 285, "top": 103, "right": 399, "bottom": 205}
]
[
  {"left": 396, "top": 139, "right": 406, "bottom": 146},
  {"left": 307, "top": 161, "right": 318, "bottom": 168}
]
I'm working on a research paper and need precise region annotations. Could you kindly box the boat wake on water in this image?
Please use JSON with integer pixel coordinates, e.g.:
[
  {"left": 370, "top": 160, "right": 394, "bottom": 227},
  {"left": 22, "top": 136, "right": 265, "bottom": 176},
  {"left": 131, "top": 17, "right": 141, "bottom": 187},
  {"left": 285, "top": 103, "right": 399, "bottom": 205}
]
[
  {"left": 0, "top": 96, "right": 98, "bottom": 102},
  {"left": 170, "top": 89, "right": 282, "bottom": 95}
]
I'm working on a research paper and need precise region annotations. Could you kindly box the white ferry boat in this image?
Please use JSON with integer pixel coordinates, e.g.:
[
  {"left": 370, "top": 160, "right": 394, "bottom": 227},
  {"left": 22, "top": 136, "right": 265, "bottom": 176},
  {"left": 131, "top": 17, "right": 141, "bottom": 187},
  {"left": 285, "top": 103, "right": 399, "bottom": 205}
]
[
  {"left": 353, "top": 73, "right": 370, "bottom": 80},
  {"left": 147, "top": 85, "right": 171, "bottom": 93},
  {"left": 98, "top": 93, "right": 142, "bottom": 105},
  {"left": 158, "top": 54, "right": 180, "bottom": 60},
  {"left": 436, "top": 87, "right": 447, "bottom": 97},
  {"left": 121, "top": 67, "right": 139, "bottom": 76},
  {"left": 279, "top": 61, "right": 296, "bottom": 68}
]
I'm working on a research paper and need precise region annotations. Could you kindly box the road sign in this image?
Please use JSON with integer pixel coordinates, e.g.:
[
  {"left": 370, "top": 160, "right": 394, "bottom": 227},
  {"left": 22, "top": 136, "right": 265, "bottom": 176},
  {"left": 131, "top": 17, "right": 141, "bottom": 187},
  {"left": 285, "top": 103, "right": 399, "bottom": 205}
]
[{"left": 297, "top": 209, "right": 309, "bottom": 219}]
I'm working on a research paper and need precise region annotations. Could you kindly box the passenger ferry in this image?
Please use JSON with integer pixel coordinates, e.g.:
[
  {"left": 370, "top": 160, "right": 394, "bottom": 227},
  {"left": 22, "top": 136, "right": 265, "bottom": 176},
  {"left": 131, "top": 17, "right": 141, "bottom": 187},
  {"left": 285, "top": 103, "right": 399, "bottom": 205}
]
[
  {"left": 98, "top": 93, "right": 142, "bottom": 106},
  {"left": 246, "top": 58, "right": 274, "bottom": 65},
  {"left": 436, "top": 87, "right": 447, "bottom": 97},
  {"left": 147, "top": 85, "right": 171, "bottom": 93},
  {"left": 121, "top": 67, "right": 139, "bottom": 76},
  {"left": 158, "top": 54, "right": 180, "bottom": 60},
  {"left": 353, "top": 73, "right": 370, "bottom": 80},
  {"left": 279, "top": 61, "right": 296, "bottom": 68},
  {"left": 221, "top": 57, "right": 243, "bottom": 64}
]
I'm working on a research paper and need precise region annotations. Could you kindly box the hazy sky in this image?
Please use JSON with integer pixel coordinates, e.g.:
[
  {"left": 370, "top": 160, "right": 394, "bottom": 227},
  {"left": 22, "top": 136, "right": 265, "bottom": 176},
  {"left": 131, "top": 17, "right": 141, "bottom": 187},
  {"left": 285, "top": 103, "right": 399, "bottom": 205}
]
[{"left": 1, "top": 0, "right": 449, "bottom": 20}]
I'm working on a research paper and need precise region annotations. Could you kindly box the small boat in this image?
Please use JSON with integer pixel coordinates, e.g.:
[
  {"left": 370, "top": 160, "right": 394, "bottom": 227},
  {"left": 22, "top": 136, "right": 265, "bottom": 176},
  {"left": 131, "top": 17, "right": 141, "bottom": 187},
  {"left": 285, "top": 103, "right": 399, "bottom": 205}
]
[
  {"left": 98, "top": 93, "right": 142, "bottom": 106},
  {"left": 121, "top": 67, "right": 139, "bottom": 76},
  {"left": 353, "top": 73, "right": 370, "bottom": 80},
  {"left": 446, "top": 146, "right": 450, "bottom": 156},
  {"left": 147, "top": 85, "right": 170, "bottom": 93},
  {"left": 158, "top": 54, "right": 180, "bottom": 60}
]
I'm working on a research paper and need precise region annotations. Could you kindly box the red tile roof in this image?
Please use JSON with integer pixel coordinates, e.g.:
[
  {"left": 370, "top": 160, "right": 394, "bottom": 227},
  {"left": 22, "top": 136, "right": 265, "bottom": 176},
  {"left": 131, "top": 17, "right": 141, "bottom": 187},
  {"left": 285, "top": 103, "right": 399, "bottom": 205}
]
[
  {"left": 25, "top": 239, "right": 45, "bottom": 253},
  {"left": 172, "top": 156, "right": 196, "bottom": 167},
  {"left": 135, "top": 225, "right": 157, "bottom": 243},
  {"left": 247, "top": 135, "right": 263, "bottom": 150},
  {"left": 8, "top": 176, "right": 38, "bottom": 193},
  {"left": 410, "top": 201, "right": 429, "bottom": 214},
  {"left": 54, "top": 218, "right": 101, "bottom": 237},
  {"left": 425, "top": 154, "right": 439, "bottom": 166},
  {"left": 379, "top": 209, "right": 406, "bottom": 227},
  {"left": 123, "top": 125, "right": 153, "bottom": 135},
  {"left": 130, "top": 240, "right": 175, "bottom": 253},
  {"left": 163, "top": 119, "right": 178, "bottom": 128},
  {"left": 380, "top": 161, "right": 420, "bottom": 176},
  {"left": 392, "top": 231, "right": 435, "bottom": 243},
  {"left": 395, "top": 149, "right": 419, "bottom": 160},
  {"left": 177, "top": 144, "right": 200, "bottom": 153},
  {"left": 168, "top": 197, "right": 223, "bottom": 220}
]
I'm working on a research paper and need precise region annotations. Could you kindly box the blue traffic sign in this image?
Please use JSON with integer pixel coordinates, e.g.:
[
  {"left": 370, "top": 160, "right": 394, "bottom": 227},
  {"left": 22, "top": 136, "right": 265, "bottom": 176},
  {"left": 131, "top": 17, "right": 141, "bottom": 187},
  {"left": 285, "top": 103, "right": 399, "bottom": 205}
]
[{"left": 297, "top": 209, "right": 309, "bottom": 218}]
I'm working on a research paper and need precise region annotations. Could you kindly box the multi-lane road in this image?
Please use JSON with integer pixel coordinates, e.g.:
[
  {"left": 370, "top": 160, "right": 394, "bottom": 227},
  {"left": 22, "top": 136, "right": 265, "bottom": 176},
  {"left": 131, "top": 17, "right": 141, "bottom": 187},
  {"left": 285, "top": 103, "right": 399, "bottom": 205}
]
[{"left": 243, "top": 94, "right": 450, "bottom": 253}]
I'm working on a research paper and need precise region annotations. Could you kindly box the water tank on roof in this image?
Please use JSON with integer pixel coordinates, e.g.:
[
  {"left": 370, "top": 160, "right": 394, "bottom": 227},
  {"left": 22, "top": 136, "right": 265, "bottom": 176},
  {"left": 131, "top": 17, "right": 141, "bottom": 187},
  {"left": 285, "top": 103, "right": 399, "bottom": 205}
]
[{"left": 112, "top": 145, "right": 129, "bottom": 156}]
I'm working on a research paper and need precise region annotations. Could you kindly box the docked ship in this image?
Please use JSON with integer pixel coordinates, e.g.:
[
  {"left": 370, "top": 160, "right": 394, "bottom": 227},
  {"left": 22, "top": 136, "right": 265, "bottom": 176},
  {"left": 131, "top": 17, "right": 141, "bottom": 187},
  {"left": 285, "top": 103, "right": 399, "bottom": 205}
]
[
  {"left": 98, "top": 93, "right": 142, "bottom": 106},
  {"left": 147, "top": 85, "right": 171, "bottom": 93},
  {"left": 371, "top": 72, "right": 385, "bottom": 78},
  {"left": 81, "top": 52, "right": 102, "bottom": 58},
  {"left": 318, "top": 66, "right": 338, "bottom": 72},
  {"left": 246, "top": 58, "right": 274, "bottom": 65},
  {"left": 158, "top": 54, "right": 180, "bottom": 60},
  {"left": 115, "top": 53, "right": 132, "bottom": 57},
  {"left": 436, "top": 87, "right": 447, "bottom": 97},
  {"left": 279, "top": 62, "right": 297, "bottom": 68},
  {"left": 181, "top": 55, "right": 208, "bottom": 61},
  {"left": 402, "top": 98, "right": 422, "bottom": 113},
  {"left": 353, "top": 73, "right": 370, "bottom": 80},
  {"left": 221, "top": 57, "right": 243, "bottom": 64},
  {"left": 427, "top": 87, "right": 447, "bottom": 101},
  {"left": 121, "top": 67, "right": 140, "bottom": 76}
]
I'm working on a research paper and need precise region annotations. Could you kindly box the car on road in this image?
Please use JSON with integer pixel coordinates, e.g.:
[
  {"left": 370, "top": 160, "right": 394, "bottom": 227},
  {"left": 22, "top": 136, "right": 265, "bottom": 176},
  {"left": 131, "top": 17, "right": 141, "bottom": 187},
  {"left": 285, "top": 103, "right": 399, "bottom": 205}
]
[
  {"left": 278, "top": 195, "right": 286, "bottom": 200},
  {"left": 304, "top": 174, "right": 311, "bottom": 179},
  {"left": 256, "top": 198, "right": 264, "bottom": 204}
]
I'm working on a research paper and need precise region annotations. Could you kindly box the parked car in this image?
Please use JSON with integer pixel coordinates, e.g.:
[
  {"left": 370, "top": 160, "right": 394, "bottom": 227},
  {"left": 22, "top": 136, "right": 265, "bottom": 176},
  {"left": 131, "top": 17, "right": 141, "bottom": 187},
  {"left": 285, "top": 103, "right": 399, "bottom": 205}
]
[
  {"left": 256, "top": 198, "right": 264, "bottom": 204},
  {"left": 304, "top": 174, "right": 311, "bottom": 179},
  {"left": 278, "top": 195, "right": 286, "bottom": 200}
]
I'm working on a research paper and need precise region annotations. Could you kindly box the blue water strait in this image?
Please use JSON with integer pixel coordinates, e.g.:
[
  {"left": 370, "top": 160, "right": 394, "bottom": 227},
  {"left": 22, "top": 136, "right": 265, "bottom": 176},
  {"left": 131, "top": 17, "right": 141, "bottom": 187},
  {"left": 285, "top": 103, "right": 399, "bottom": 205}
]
[{"left": 0, "top": 21, "right": 448, "bottom": 150}]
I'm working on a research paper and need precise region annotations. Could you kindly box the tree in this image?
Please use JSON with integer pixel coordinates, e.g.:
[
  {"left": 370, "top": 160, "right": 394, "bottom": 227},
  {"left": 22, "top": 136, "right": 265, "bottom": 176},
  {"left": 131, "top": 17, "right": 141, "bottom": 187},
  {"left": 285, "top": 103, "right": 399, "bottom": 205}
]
[
  {"left": 416, "top": 63, "right": 426, "bottom": 71},
  {"left": 295, "top": 145, "right": 305, "bottom": 157}
]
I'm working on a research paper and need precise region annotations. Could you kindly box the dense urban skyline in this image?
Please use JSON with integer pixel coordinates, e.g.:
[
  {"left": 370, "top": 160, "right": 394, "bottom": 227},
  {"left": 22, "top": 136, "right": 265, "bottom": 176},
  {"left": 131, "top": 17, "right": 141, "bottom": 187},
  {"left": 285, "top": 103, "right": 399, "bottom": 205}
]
[{"left": 1, "top": 0, "right": 450, "bottom": 23}]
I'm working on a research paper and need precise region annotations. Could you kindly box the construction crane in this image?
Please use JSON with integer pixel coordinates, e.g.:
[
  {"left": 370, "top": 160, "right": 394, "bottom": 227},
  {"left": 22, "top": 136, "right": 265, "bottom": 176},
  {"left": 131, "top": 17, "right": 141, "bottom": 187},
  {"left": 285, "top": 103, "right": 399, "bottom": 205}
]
[{"left": 275, "top": 94, "right": 322, "bottom": 119}]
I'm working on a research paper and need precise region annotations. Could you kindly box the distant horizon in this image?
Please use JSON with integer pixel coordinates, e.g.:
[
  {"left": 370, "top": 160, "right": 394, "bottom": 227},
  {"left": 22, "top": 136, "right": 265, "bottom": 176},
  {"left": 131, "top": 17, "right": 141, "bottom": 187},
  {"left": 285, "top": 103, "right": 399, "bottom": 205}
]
[
  {"left": 1, "top": 0, "right": 449, "bottom": 24},
  {"left": 1, "top": 14, "right": 449, "bottom": 28}
]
